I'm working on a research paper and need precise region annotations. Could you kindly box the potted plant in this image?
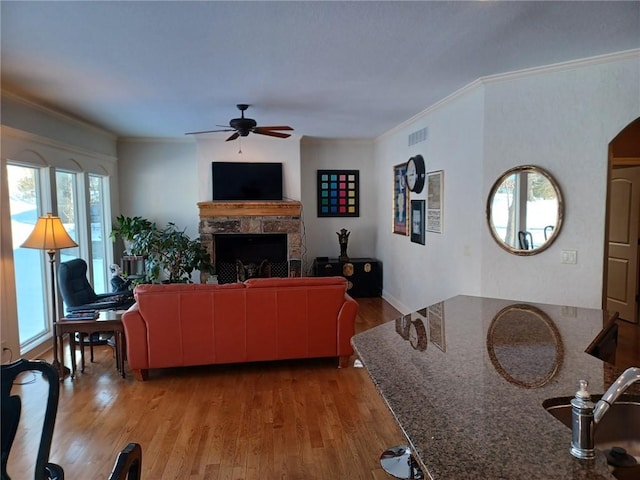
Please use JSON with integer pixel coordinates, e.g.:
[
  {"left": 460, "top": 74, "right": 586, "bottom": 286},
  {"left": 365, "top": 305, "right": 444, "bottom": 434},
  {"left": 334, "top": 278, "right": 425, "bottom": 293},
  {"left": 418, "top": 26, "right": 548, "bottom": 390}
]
[
  {"left": 132, "top": 222, "right": 213, "bottom": 284},
  {"left": 110, "top": 215, "right": 154, "bottom": 253}
]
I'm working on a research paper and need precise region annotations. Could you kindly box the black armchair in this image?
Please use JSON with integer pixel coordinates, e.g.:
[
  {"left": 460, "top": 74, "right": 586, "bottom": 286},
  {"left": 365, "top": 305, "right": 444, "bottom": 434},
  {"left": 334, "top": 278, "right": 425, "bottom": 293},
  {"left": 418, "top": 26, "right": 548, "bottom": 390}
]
[{"left": 57, "top": 259, "right": 134, "bottom": 313}]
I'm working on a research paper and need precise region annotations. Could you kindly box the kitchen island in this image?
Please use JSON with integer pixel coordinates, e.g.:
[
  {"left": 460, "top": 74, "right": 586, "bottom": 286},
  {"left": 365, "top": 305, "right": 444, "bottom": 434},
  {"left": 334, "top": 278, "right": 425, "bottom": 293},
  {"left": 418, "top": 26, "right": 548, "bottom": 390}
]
[{"left": 352, "top": 295, "right": 621, "bottom": 480}]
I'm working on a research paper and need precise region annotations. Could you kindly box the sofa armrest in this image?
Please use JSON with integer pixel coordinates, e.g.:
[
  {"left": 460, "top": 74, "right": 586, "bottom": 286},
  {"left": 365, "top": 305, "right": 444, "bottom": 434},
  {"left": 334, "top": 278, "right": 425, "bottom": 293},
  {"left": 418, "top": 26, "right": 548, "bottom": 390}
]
[
  {"left": 121, "top": 303, "right": 149, "bottom": 371},
  {"left": 337, "top": 294, "right": 358, "bottom": 357}
]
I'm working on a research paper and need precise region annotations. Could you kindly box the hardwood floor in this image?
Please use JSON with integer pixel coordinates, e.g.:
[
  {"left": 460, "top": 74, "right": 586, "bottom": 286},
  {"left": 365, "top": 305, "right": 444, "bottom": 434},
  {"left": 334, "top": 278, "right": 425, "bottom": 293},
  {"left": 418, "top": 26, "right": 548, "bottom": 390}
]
[{"left": 8, "top": 298, "right": 406, "bottom": 480}]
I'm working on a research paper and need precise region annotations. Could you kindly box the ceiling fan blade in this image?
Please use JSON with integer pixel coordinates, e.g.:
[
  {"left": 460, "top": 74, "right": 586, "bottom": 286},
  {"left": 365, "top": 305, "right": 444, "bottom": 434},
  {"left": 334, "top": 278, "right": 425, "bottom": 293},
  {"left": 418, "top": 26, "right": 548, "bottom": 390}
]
[
  {"left": 185, "top": 128, "right": 234, "bottom": 135},
  {"left": 226, "top": 131, "right": 240, "bottom": 142},
  {"left": 254, "top": 126, "right": 294, "bottom": 131},
  {"left": 252, "top": 130, "right": 291, "bottom": 139}
]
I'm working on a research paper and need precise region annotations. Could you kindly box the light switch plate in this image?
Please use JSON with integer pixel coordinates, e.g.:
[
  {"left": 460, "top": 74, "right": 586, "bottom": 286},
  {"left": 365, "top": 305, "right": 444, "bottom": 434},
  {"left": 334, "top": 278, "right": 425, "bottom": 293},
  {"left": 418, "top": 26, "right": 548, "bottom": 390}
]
[{"left": 561, "top": 250, "right": 577, "bottom": 264}]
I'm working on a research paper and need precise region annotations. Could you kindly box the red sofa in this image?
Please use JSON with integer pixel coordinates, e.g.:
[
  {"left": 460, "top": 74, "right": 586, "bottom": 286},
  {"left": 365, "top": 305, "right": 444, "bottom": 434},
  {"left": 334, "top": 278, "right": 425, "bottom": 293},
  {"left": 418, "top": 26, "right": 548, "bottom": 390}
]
[{"left": 122, "top": 277, "right": 358, "bottom": 380}]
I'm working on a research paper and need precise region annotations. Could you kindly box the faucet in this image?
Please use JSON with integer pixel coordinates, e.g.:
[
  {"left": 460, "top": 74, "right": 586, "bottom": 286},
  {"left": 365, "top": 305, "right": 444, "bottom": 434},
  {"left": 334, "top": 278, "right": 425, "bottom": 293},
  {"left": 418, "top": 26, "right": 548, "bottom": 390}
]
[{"left": 570, "top": 367, "right": 640, "bottom": 459}]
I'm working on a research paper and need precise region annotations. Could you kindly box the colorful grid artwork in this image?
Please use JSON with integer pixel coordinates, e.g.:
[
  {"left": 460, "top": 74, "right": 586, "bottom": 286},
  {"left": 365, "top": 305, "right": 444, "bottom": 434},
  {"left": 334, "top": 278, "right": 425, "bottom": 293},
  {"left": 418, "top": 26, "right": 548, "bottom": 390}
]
[{"left": 317, "top": 170, "right": 360, "bottom": 217}]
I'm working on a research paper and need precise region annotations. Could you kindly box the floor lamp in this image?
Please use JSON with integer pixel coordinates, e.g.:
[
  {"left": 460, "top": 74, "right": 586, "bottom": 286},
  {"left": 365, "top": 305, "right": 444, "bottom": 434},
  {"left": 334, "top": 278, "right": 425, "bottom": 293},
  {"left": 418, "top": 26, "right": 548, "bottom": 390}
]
[{"left": 21, "top": 213, "right": 78, "bottom": 379}]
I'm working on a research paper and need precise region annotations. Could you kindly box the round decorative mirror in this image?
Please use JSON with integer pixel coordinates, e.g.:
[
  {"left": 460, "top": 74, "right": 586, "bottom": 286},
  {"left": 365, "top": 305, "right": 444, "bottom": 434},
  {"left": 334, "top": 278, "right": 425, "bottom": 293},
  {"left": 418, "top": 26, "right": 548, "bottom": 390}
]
[
  {"left": 487, "top": 304, "right": 564, "bottom": 389},
  {"left": 486, "top": 165, "right": 563, "bottom": 255}
]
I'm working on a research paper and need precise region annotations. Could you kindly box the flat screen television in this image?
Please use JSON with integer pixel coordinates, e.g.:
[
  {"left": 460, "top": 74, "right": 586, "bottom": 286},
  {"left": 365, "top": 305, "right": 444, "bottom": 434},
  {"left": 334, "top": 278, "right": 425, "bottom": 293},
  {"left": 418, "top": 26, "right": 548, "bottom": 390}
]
[{"left": 212, "top": 162, "right": 283, "bottom": 201}]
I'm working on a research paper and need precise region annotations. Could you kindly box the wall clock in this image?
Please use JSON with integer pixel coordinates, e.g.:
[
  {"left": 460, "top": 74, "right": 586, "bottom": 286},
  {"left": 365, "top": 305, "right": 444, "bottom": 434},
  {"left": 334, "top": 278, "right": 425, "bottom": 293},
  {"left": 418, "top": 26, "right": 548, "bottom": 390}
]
[
  {"left": 406, "top": 155, "right": 425, "bottom": 193},
  {"left": 409, "top": 319, "right": 428, "bottom": 351}
]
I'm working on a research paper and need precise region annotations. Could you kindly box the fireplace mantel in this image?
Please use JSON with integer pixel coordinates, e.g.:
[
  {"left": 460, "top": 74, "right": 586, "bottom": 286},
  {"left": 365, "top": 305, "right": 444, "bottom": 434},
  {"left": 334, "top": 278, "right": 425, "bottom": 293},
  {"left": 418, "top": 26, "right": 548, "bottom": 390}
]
[{"left": 198, "top": 201, "right": 302, "bottom": 218}]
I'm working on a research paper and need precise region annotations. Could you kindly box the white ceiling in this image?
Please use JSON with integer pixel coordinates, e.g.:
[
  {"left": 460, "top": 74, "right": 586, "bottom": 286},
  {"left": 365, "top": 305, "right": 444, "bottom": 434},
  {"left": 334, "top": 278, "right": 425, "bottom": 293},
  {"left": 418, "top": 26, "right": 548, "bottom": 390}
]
[{"left": 1, "top": 1, "right": 639, "bottom": 140}]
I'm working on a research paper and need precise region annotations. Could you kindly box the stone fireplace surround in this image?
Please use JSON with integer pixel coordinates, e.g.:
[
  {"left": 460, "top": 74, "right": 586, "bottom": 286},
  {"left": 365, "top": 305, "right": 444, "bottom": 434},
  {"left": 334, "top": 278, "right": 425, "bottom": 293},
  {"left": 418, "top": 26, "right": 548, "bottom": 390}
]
[{"left": 198, "top": 201, "right": 303, "bottom": 279}]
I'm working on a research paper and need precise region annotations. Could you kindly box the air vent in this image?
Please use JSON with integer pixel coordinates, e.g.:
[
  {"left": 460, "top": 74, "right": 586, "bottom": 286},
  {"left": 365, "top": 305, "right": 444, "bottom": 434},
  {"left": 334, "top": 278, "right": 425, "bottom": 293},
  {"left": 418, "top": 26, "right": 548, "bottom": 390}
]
[{"left": 408, "top": 127, "right": 428, "bottom": 146}]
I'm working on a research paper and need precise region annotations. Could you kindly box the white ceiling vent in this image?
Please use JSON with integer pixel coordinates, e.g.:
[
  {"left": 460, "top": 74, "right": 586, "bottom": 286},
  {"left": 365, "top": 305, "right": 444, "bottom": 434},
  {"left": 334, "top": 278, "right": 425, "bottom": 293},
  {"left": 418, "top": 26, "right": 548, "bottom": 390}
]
[{"left": 408, "top": 127, "right": 428, "bottom": 146}]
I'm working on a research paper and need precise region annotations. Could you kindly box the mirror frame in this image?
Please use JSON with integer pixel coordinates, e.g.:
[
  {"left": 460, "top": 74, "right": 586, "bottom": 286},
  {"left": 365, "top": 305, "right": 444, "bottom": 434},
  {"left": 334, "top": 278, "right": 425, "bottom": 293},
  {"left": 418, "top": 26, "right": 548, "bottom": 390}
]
[
  {"left": 486, "top": 165, "right": 564, "bottom": 256},
  {"left": 486, "top": 304, "right": 564, "bottom": 389}
]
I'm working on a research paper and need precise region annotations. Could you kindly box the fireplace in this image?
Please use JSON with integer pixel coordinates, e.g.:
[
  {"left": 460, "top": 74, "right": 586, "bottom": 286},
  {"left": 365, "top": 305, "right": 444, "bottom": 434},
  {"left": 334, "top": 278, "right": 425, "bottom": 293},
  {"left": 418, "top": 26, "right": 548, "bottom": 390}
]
[
  {"left": 215, "top": 233, "right": 288, "bottom": 283},
  {"left": 198, "top": 200, "right": 302, "bottom": 283}
]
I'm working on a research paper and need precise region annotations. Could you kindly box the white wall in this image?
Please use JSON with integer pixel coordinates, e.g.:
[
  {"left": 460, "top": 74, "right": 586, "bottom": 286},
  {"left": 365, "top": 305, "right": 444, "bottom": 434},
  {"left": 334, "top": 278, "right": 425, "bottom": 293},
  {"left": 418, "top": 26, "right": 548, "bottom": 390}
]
[
  {"left": 300, "top": 138, "right": 377, "bottom": 274},
  {"left": 480, "top": 53, "right": 640, "bottom": 308},
  {"left": 117, "top": 138, "right": 198, "bottom": 236},
  {"left": 195, "top": 135, "right": 302, "bottom": 202},
  {"left": 374, "top": 88, "right": 485, "bottom": 313},
  {"left": 374, "top": 52, "right": 639, "bottom": 314}
]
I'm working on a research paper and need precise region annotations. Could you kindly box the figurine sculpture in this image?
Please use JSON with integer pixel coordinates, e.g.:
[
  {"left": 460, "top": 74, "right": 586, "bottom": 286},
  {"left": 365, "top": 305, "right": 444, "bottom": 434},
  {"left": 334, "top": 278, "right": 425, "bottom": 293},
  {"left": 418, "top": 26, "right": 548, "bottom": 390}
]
[
  {"left": 337, "top": 229, "right": 351, "bottom": 262},
  {"left": 110, "top": 264, "right": 132, "bottom": 294}
]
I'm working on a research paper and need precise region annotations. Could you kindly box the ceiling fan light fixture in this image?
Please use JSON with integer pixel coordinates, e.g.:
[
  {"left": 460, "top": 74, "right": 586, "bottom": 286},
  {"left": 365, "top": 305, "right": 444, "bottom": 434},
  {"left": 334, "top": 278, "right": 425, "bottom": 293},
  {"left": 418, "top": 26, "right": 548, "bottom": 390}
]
[{"left": 186, "top": 104, "right": 293, "bottom": 140}]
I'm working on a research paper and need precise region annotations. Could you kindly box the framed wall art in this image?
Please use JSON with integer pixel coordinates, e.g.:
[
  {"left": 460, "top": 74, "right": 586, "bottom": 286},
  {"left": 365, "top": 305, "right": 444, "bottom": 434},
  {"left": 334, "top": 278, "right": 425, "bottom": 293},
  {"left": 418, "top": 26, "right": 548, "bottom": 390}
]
[
  {"left": 427, "top": 170, "right": 444, "bottom": 233},
  {"left": 410, "top": 200, "right": 425, "bottom": 245},
  {"left": 317, "top": 170, "right": 359, "bottom": 217},
  {"left": 393, "top": 163, "right": 409, "bottom": 235}
]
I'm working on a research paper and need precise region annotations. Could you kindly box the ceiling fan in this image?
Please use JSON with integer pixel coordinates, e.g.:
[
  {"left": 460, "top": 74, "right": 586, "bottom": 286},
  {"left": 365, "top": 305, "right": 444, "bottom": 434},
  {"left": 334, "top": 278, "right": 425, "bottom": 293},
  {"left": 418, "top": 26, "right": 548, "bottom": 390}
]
[{"left": 185, "top": 104, "right": 293, "bottom": 141}]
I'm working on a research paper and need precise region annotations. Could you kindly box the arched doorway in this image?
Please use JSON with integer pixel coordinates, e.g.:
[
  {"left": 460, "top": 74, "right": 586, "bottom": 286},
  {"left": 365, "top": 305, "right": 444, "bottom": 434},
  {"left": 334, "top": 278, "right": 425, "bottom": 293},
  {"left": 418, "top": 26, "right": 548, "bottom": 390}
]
[{"left": 604, "top": 117, "right": 640, "bottom": 323}]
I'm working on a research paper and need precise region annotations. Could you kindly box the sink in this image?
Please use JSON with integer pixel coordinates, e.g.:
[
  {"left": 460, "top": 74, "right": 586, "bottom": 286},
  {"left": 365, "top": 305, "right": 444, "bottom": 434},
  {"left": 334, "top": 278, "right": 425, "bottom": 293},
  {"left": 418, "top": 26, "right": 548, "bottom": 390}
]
[{"left": 543, "top": 394, "right": 640, "bottom": 479}]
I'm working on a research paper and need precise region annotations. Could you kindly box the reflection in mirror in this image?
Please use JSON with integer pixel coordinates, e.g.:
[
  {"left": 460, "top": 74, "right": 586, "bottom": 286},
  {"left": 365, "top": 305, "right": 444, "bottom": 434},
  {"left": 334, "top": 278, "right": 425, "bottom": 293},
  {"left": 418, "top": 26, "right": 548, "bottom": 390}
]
[
  {"left": 395, "top": 315, "right": 411, "bottom": 340},
  {"left": 487, "top": 304, "right": 564, "bottom": 389},
  {"left": 487, "top": 165, "right": 563, "bottom": 255},
  {"left": 427, "top": 302, "right": 446, "bottom": 352},
  {"left": 395, "top": 315, "right": 428, "bottom": 351},
  {"left": 409, "top": 319, "right": 428, "bottom": 351}
]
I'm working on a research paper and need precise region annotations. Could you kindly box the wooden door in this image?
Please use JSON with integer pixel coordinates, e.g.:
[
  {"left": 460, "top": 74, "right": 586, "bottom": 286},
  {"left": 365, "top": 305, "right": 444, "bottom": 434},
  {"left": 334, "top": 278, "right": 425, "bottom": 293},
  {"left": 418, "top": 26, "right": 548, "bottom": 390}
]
[{"left": 606, "top": 166, "right": 640, "bottom": 323}]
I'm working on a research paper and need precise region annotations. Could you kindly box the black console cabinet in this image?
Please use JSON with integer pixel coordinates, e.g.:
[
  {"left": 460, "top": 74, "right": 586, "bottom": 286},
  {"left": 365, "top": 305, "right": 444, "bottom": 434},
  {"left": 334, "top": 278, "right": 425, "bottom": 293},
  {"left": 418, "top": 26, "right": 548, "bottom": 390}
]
[{"left": 313, "top": 257, "right": 382, "bottom": 298}]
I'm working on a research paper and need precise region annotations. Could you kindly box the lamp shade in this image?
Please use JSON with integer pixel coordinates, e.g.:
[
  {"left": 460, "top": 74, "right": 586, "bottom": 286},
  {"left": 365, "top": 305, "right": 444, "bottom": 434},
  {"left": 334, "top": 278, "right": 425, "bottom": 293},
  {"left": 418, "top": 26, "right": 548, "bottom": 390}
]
[{"left": 20, "top": 213, "right": 78, "bottom": 251}]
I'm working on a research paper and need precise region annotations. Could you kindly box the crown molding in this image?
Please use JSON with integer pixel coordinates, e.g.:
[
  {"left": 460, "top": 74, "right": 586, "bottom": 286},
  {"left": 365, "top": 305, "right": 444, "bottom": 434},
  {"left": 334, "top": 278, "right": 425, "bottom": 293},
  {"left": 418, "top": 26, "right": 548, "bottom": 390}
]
[
  {"left": 1, "top": 89, "right": 118, "bottom": 140},
  {"left": 301, "top": 136, "right": 374, "bottom": 146},
  {"left": 378, "top": 49, "right": 640, "bottom": 141},
  {"left": 0, "top": 125, "right": 117, "bottom": 164},
  {"left": 481, "top": 48, "right": 640, "bottom": 86},
  {"left": 118, "top": 136, "right": 196, "bottom": 144}
]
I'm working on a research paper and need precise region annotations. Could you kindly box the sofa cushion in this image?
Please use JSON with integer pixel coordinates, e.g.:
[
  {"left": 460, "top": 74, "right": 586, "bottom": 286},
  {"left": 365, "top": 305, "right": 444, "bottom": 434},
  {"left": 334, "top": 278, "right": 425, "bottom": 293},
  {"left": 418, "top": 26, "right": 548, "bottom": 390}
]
[
  {"left": 132, "top": 282, "right": 248, "bottom": 367},
  {"left": 244, "top": 276, "right": 348, "bottom": 360}
]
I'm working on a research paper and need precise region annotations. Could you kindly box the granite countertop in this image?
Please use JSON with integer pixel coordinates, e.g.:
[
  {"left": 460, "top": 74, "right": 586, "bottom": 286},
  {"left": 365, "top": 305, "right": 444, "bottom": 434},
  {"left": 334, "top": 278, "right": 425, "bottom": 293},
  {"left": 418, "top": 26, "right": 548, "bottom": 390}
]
[{"left": 352, "top": 295, "right": 623, "bottom": 480}]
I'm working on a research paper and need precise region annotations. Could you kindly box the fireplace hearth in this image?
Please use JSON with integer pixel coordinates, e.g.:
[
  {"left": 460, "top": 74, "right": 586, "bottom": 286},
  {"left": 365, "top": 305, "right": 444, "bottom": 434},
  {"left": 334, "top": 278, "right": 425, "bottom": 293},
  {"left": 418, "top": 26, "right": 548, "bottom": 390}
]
[
  {"left": 198, "top": 201, "right": 303, "bottom": 282},
  {"left": 215, "top": 233, "right": 287, "bottom": 283}
]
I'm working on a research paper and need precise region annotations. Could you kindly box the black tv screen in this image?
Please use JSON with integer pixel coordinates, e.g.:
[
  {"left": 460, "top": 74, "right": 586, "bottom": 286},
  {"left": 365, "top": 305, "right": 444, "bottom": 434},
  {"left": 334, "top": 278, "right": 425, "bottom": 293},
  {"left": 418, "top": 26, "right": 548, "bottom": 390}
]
[{"left": 212, "top": 162, "right": 283, "bottom": 201}]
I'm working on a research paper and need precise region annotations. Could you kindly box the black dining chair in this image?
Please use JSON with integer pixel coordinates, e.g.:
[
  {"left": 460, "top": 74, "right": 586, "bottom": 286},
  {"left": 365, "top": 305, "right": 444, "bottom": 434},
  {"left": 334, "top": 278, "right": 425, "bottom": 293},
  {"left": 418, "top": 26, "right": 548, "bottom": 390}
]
[
  {"left": 2, "top": 359, "right": 142, "bottom": 480},
  {"left": 108, "top": 443, "right": 142, "bottom": 480},
  {"left": 1, "top": 359, "right": 64, "bottom": 480},
  {"left": 518, "top": 230, "right": 534, "bottom": 250},
  {"left": 544, "top": 225, "right": 555, "bottom": 241}
]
